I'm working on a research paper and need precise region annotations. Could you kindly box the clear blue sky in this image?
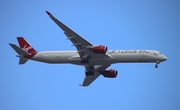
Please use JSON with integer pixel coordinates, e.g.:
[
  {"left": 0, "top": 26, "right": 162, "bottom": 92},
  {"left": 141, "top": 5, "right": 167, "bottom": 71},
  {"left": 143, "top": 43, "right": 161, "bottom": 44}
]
[{"left": 1, "top": 0, "right": 180, "bottom": 110}]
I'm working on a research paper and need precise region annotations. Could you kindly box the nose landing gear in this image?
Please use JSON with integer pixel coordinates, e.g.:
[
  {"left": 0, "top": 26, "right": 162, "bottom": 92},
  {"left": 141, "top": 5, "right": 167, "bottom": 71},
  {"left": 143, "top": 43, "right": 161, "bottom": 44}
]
[{"left": 155, "top": 61, "right": 160, "bottom": 68}]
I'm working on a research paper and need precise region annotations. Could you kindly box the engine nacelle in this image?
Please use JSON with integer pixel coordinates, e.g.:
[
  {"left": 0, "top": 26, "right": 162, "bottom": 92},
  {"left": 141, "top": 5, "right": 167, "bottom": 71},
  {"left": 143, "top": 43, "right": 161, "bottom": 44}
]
[
  {"left": 92, "top": 45, "right": 107, "bottom": 54},
  {"left": 102, "top": 69, "right": 118, "bottom": 78}
]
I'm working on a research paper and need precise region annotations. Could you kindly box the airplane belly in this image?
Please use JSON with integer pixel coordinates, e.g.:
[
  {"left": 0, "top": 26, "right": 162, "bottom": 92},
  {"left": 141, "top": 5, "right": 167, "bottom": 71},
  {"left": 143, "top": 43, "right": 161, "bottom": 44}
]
[
  {"left": 107, "top": 54, "right": 142, "bottom": 63},
  {"left": 69, "top": 55, "right": 109, "bottom": 65},
  {"left": 53, "top": 55, "right": 70, "bottom": 63},
  {"left": 31, "top": 53, "right": 72, "bottom": 64},
  {"left": 108, "top": 53, "right": 155, "bottom": 63},
  {"left": 91, "top": 58, "right": 109, "bottom": 65}
]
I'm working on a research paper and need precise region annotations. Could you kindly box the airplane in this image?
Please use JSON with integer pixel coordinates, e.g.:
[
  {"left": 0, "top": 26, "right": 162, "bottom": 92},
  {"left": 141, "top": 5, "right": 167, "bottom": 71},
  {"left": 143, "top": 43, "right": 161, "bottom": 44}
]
[{"left": 9, "top": 11, "right": 167, "bottom": 87}]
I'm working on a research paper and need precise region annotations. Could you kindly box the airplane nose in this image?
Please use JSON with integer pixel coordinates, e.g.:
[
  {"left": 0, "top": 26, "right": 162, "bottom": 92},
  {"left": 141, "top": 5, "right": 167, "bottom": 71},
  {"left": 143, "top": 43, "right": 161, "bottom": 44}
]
[{"left": 163, "top": 55, "right": 167, "bottom": 61}]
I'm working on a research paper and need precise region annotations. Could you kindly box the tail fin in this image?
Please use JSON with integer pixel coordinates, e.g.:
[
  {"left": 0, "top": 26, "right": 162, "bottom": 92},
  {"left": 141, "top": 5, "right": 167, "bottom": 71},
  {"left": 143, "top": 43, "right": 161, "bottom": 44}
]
[
  {"left": 9, "top": 43, "right": 29, "bottom": 64},
  {"left": 17, "top": 37, "right": 37, "bottom": 54}
]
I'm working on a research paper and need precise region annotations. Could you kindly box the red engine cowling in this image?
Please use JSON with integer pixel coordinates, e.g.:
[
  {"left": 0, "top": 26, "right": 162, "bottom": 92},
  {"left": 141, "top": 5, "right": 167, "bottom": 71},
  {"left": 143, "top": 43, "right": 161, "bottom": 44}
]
[
  {"left": 102, "top": 69, "right": 118, "bottom": 78},
  {"left": 92, "top": 45, "right": 107, "bottom": 54}
]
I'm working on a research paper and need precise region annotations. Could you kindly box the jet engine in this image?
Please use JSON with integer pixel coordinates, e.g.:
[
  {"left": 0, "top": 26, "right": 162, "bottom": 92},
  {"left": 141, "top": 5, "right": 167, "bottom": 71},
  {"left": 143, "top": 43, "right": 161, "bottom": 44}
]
[
  {"left": 92, "top": 45, "right": 107, "bottom": 54},
  {"left": 101, "top": 69, "right": 118, "bottom": 78}
]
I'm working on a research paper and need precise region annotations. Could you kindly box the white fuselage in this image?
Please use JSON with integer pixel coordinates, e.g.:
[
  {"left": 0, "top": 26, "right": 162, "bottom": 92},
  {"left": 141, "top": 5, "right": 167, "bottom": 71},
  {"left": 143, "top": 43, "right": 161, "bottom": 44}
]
[{"left": 22, "top": 50, "right": 167, "bottom": 66}]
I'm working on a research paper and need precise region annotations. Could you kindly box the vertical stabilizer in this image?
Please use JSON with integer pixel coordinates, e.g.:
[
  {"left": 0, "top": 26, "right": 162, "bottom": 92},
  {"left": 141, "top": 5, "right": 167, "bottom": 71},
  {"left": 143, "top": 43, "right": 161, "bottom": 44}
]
[
  {"left": 9, "top": 37, "right": 37, "bottom": 65},
  {"left": 17, "top": 37, "right": 37, "bottom": 54}
]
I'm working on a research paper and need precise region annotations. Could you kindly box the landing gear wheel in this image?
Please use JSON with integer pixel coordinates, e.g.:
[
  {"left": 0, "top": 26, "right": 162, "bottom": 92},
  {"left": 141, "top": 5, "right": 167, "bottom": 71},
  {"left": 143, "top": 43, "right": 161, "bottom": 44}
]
[
  {"left": 86, "top": 54, "right": 90, "bottom": 59},
  {"left": 80, "top": 54, "right": 90, "bottom": 64},
  {"left": 80, "top": 58, "right": 89, "bottom": 64},
  {"left": 155, "top": 61, "right": 160, "bottom": 68},
  {"left": 85, "top": 72, "right": 94, "bottom": 76}
]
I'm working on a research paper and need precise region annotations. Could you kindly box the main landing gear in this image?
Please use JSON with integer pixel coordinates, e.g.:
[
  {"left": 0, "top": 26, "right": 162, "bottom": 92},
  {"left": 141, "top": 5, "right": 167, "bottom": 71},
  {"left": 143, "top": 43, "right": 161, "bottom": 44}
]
[
  {"left": 80, "top": 58, "right": 89, "bottom": 63},
  {"left": 85, "top": 71, "right": 94, "bottom": 76},
  {"left": 80, "top": 54, "right": 90, "bottom": 64},
  {"left": 85, "top": 66, "right": 94, "bottom": 76},
  {"left": 155, "top": 61, "right": 160, "bottom": 68}
]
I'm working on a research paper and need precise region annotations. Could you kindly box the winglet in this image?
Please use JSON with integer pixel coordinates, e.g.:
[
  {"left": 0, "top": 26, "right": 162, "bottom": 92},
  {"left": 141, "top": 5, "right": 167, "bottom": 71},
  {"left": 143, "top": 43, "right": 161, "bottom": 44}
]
[{"left": 46, "top": 11, "right": 52, "bottom": 15}]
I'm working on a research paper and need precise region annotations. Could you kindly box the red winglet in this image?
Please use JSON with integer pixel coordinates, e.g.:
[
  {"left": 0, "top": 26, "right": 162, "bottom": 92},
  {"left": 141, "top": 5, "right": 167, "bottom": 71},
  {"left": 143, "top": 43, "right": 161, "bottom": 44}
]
[{"left": 46, "top": 11, "right": 52, "bottom": 15}]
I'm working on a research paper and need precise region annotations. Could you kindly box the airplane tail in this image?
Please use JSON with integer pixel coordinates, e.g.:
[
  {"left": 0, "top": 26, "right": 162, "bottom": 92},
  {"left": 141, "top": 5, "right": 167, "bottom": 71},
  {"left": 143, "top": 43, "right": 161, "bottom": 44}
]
[
  {"left": 17, "top": 37, "right": 37, "bottom": 54},
  {"left": 9, "top": 37, "right": 37, "bottom": 65}
]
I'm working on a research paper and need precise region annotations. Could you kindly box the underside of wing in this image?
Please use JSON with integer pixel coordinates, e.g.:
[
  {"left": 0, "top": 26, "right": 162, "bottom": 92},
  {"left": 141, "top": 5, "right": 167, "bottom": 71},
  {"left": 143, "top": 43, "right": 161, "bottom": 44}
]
[
  {"left": 46, "top": 11, "right": 93, "bottom": 58},
  {"left": 45, "top": 11, "right": 110, "bottom": 61},
  {"left": 80, "top": 64, "right": 111, "bottom": 87},
  {"left": 45, "top": 11, "right": 118, "bottom": 87},
  {"left": 81, "top": 71, "right": 101, "bottom": 87}
]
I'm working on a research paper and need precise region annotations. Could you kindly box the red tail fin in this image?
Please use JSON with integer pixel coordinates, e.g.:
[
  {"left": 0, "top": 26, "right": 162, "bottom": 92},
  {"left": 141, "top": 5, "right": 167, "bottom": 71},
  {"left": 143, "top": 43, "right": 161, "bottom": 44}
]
[{"left": 17, "top": 37, "right": 37, "bottom": 54}]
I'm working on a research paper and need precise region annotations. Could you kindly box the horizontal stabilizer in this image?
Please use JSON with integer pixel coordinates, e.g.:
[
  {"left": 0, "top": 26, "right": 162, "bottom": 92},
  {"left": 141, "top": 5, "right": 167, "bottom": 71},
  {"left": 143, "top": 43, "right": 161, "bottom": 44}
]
[
  {"left": 9, "top": 43, "right": 28, "bottom": 55},
  {"left": 19, "top": 58, "right": 28, "bottom": 64},
  {"left": 9, "top": 43, "right": 29, "bottom": 65}
]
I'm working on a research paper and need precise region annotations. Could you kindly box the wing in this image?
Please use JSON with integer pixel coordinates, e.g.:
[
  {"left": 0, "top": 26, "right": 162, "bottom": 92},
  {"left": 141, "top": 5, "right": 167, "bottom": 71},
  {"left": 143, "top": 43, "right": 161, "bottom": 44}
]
[
  {"left": 46, "top": 11, "right": 111, "bottom": 86},
  {"left": 46, "top": 11, "right": 93, "bottom": 58},
  {"left": 80, "top": 64, "right": 111, "bottom": 87}
]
